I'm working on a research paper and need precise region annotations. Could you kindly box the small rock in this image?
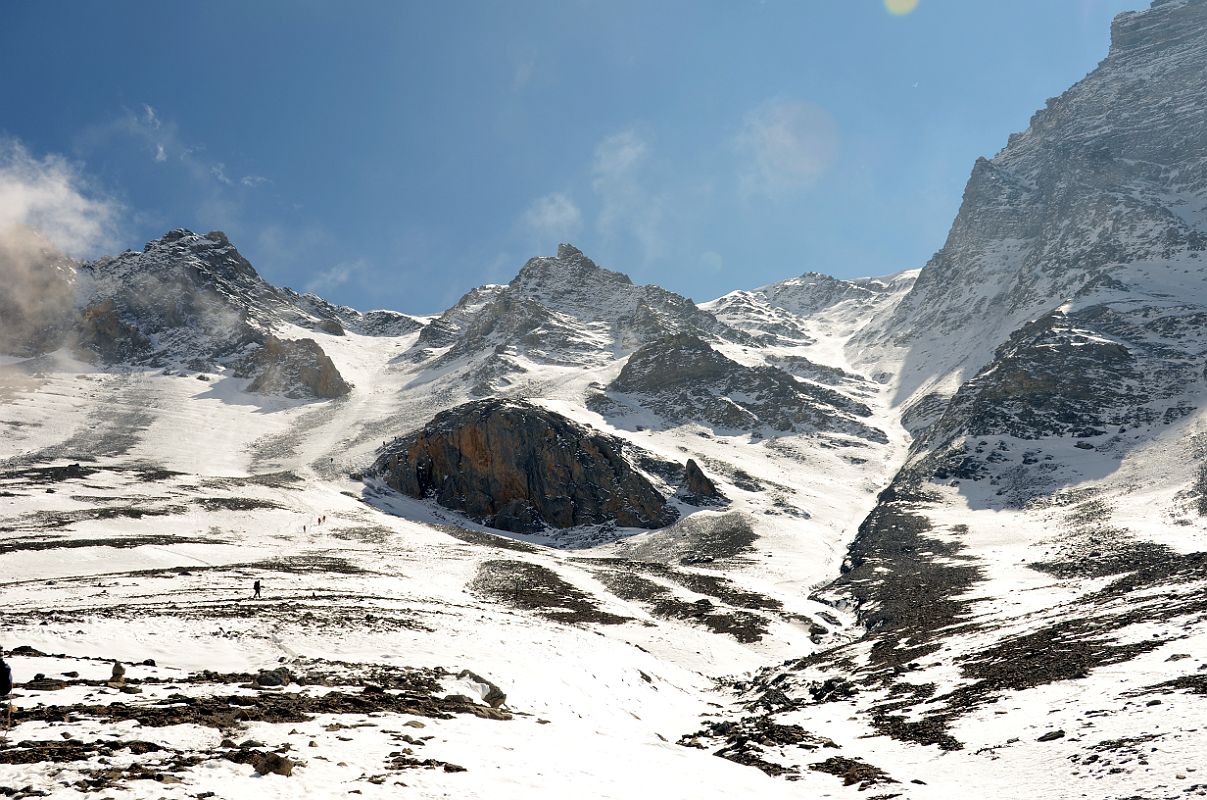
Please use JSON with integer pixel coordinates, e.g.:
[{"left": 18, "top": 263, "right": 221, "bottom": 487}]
[
  {"left": 251, "top": 751, "right": 295, "bottom": 777},
  {"left": 1037, "top": 730, "right": 1065, "bottom": 742}
]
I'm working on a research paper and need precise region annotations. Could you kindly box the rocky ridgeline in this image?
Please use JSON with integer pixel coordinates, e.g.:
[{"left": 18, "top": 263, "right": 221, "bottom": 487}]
[
  {"left": 371, "top": 399, "right": 684, "bottom": 533},
  {"left": 595, "top": 333, "right": 886, "bottom": 442},
  {"left": 405, "top": 244, "right": 751, "bottom": 396}
]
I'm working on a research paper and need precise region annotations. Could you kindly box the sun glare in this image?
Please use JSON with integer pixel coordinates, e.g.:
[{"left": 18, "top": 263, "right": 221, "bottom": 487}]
[{"left": 884, "top": 0, "right": 919, "bottom": 15}]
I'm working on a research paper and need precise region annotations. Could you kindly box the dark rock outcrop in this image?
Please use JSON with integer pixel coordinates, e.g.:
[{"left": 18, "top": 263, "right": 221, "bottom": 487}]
[
  {"left": 237, "top": 336, "right": 351, "bottom": 399},
  {"left": 371, "top": 399, "right": 678, "bottom": 533},
  {"left": 604, "top": 333, "right": 887, "bottom": 442},
  {"left": 684, "top": 459, "right": 717, "bottom": 497}
]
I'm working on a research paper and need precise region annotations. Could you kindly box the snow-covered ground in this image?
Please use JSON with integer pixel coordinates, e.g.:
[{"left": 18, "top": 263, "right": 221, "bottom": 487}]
[{"left": 0, "top": 277, "right": 921, "bottom": 798}]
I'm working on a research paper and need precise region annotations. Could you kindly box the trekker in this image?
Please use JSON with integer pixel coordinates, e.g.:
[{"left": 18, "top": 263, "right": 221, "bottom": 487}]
[{"left": 253, "top": 579, "right": 262, "bottom": 599}]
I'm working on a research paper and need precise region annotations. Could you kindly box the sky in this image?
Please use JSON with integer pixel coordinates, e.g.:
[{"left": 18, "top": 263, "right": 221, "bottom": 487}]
[{"left": 0, "top": 0, "right": 1146, "bottom": 315}]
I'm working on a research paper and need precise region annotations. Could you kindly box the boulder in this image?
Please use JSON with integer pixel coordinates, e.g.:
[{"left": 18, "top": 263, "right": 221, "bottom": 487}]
[
  {"left": 239, "top": 336, "right": 351, "bottom": 399},
  {"left": 684, "top": 459, "right": 719, "bottom": 497},
  {"left": 372, "top": 399, "right": 678, "bottom": 533}
]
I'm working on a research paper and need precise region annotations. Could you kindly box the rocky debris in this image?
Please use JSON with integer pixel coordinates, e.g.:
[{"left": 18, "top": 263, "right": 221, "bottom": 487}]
[
  {"left": 371, "top": 399, "right": 678, "bottom": 533},
  {"left": 592, "top": 565, "right": 771, "bottom": 643},
  {"left": 1037, "top": 729, "right": 1066, "bottom": 742},
  {"left": 472, "top": 560, "right": 630, "bottom": 626},
  {"left": 808, "top": 756, "right": 895, "bottom": 789},
  {"left": 809, "top": 677, "right": 857, "bottom": 703},
  {"left": 604, "top": 333, "right": 886, "bottom": 442},
  {"left": 13, "top": 683, "right": 511, "bottom": 731},
  {"left": 679, "top": 716, "right": 838, "bottom": 779},
  {"left": 236, "top": 335, "right": 351, "bottom": 399}
]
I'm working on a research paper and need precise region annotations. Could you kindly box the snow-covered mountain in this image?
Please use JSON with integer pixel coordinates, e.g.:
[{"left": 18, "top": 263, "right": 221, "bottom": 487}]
[{"left": 2, "top": 1, "right": 1207, "bottom": 797}]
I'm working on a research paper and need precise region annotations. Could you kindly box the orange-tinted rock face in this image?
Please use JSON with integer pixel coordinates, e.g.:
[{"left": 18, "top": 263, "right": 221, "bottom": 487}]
[{"left": 373, "top": 399, "right": 678, "bottom": 533}]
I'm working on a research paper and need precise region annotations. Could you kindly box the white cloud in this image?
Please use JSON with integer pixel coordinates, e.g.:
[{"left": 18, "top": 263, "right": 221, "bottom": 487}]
[
  {"left": 153, "top": 143, "right": 167, "bottom": 163},
  {"left": 737, "top": 98, "right": 839, "bottom": 197},
  {"left": 0, "top": 139, "right": 120, "bottom": 257},
  {"left": 522, "top": 192, "right": 582, "bottom": 241},
  {"left": 240, "top": 174, "right": 269, "bottom": 188},
  {"left": 591, "top": 129, "right": 665, "bottom": 261}
]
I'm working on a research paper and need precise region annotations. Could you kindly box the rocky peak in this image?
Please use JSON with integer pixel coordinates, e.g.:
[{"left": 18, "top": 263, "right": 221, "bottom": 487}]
[
  {"left": 509, "top": 245, "right": 635, "bottom": 304},
  {"left": 371, "top": 399, "right": 678, "bottom": 534},
  {"left": 860, "top": 0, "right": 1207, "bottom": 401}
]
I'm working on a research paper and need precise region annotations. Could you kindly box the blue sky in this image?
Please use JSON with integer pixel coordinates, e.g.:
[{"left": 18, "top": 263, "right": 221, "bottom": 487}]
[{"left": 0, "top": 0, "right": 1144, "bottom": 314}]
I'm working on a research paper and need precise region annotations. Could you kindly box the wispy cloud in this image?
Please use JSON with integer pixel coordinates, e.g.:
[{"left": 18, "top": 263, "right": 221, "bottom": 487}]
[
  {"left": 210, "top": 163, "right": 232, "bottom": 185},
  {"left": 736, "top": 98, "right": 839, "bottom": 197},
  {"left": 305, "top": 259, "right": 368, "bottom": 296},
  {"left": 90, "top": 104, "right": 270, "bottom": 194},
  {"left": 522, "top": 192, "right": 582, "bottom": 242},
  {"left": 591, "top": 129, "right": 665, "bottom": 262},
  {"left": 0, "top": 139, "right": 120, "bottom": 257},
  {"left": 512, "top": 55, "right": 537, "bottom": 92}
]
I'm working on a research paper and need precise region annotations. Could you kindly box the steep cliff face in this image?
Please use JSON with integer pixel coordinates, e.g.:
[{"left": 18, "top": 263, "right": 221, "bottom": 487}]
[
  {"left": 371, "top": 399, "right": 679, "bottom": 533},
  {"left": 858, "top": 0, "right": 1207, "bottom": 400}
]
